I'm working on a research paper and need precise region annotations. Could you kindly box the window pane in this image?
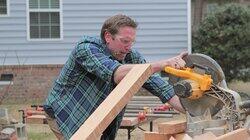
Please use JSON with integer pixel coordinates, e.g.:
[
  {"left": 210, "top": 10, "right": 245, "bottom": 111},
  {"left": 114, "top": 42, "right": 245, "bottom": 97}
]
[
  {"left": 0, "top": 0, "right": 6, "bottom": 6},
  {"left": 30, "top": 12, "right": 39, "bottom": 24},
  {"left": 30, "top": 26, "right": 39, "bottom": 38},
  {"left": 0, "top": 0, "right": 7, "bottom": 15},
  {"left": 40, "top": 26, "right": 50, "bottom": 38},
  {"left": 0, "top": 8, "right": 6, "bottom": 14},
  {"left": 40, "top": 12, "right": 50, "bottom": 24},
  {"left": 40, "top": 0, "right": 49, "bottom": 9},
  {"left": 29, "top": 11, "right": 60, "bottom": 39},
  {"left": 51, "top": 26, "right": 60, "bottom": 38},
  {"left": 50, "top": 0, "right": 59, "bottom": 8},
  {"left": 29, "top": 0, "right": 38, "bottom": 9},
  {"left": 50, "top": 12, "right": 59, "bottom": 24}
]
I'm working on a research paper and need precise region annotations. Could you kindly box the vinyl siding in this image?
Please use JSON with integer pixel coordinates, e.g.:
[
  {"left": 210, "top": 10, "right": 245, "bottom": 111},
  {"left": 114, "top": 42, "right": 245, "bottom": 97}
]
[{"left": 0, "top": 0, "right": 189, "bottom": 65}]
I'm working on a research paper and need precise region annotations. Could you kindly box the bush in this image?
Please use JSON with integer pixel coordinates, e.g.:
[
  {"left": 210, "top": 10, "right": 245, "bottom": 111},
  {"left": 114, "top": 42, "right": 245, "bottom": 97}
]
[{"left": 192, "top": 4, "right": 250, "bottom": 82}]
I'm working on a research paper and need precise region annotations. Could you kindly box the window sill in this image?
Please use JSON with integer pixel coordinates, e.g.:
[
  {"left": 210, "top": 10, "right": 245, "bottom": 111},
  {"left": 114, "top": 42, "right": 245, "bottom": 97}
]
[{"left": 0, "top": 81, "right": 13, "bottom": 86}]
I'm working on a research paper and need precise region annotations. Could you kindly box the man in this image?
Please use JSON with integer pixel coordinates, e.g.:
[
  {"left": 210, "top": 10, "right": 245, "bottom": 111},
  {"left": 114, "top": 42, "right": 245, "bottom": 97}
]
[{"left": 44, "top": 14, "right": 187, "bottom": 140}]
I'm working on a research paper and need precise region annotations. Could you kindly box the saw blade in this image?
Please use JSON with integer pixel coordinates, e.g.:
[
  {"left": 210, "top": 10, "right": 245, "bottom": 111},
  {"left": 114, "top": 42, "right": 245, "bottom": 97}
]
[
  {"left": 180, "top": 91, "right": 224, "bottom": 116},
  {"left": 170, "top": 53, "right": 226, "bottom": 116}
]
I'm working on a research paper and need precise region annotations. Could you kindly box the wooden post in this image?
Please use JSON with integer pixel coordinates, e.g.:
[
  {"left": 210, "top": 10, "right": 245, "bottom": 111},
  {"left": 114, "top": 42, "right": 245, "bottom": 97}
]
[
  {"left": 70, "top": 64, "right": 152, "bottom": 140},
  {"left": 158, "top": 120, "right": 187, "bottom": 135}
]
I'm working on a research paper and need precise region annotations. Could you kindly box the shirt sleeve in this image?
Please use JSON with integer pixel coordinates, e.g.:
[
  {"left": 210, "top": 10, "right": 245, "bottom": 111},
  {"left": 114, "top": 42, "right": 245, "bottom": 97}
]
[
  {"left": 125, "top": 50, "right": 175, "bottom": 103},
  {"left": 143, "top": 74, "right": 175, "bottom": 103},
  {"left": 74, "top": 43, "right": 121, "bottom": 83}
]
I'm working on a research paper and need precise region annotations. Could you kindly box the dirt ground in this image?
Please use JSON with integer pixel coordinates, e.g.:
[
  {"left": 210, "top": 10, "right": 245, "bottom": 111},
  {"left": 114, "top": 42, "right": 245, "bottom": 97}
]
[{"left": 228, "top": 81, "right": 250, "bottom": 94}]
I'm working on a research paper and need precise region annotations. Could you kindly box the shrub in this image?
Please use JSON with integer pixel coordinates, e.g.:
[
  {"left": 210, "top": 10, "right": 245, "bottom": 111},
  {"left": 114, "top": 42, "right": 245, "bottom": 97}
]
[{"left": 192, "top": 4, "right": 250, "bottom": 82}]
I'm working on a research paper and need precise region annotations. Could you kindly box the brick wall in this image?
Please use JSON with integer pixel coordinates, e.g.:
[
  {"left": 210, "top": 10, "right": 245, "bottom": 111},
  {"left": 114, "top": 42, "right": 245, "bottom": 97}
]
[{"left": 0, "top": 65, "right": 63, "bottom": 103}]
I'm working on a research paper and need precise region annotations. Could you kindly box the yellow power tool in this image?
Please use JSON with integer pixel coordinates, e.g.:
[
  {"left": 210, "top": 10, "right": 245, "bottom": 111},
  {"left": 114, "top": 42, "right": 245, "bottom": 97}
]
[
  {"left": 164, "top": 67, "right": 212, "bottom": 99},
  {"left": 164, "top": 53, "right": 226, "bottom": 116},
  {"left": 163, "top": 54, "right": 250, "bottom": 137}
]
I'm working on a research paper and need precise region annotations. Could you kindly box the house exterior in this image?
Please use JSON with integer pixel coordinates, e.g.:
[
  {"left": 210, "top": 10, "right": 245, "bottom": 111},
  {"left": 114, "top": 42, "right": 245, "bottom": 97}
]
[{"left": 0, "top": 0, "right": 191, "bottom": 101}]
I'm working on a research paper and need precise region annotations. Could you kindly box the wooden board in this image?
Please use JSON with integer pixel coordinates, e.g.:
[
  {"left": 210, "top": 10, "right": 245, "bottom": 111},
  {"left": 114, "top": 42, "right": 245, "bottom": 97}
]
[
  {"left": 27, "top": 110, "right": 45, "bottom": 115},
  {"left": 174, "top": 133, "right": 193, "bottom": 140},
  {"left": 144, "top": 132, "right": 170, "bottom": 140},
  {"left": 158, "top": 120, "right": 186, "bottom": 135},
  {"left": 70, "top": 64, "right": 152, "bottom": 140},
  {"left": 26, "top": 115, "right": 46, "bottom": 124},
  {"left": 215, "top": 128, "right": 249, "bottom": 140},
  {"left": 193, "top": 132, "right": 216, "bottom": 140},
  {"left": 120, "top": 117, "right": 139, "bottom": 126}
]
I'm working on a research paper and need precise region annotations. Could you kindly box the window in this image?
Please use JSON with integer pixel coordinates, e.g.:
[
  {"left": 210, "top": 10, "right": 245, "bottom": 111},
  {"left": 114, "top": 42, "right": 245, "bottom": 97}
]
[
  {"left": 0, "top": 74, "right": 13, "bottom": 85},
  {"left": 28, "top": 0, "right": 62, "bottom": 40},
  {"left": 0, "top": 0, "right": 8, "bottom": 16},
  {"left": 0, "top": 74, "right": 13, "bottom": 81}
]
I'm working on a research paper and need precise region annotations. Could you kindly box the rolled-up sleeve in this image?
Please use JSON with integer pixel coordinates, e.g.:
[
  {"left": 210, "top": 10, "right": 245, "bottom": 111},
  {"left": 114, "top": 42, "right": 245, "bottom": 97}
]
[
  {"left": 74, "top": 43, "right": 121, "bottom": 83},
  {"left": 126, "top": 50, "right": 175, "bottom": 103},
  {"left": 143, "top": 74, "right": 175, "bottom": 103}
]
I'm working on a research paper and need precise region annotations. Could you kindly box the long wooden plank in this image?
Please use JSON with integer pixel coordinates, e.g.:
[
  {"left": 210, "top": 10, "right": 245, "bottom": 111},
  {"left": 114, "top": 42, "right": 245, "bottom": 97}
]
[
  {"left": 215, "top": 128, "right": 249, "bottom": 140},
  {"left": 124, "top": 113, "right": 173, "bottom": 118},
  {"left": 70, "top": 64, "right": 152, "bottom": 140},
  {"left": 144, "top": 132, "right": 170, "bottom": 140},
  {"left": 27, "top": 110, "right": 45, "bottom": 115},
  {"left": 131, "top": 96, "right": 160, "bottom": 101},
  {"left": 158, "top": 120, "right": 187, "bottom": 135}
]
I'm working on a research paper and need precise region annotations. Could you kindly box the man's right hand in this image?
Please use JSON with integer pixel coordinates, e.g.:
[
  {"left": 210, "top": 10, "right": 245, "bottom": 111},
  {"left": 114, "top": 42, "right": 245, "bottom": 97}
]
[
  {"left": 151, "top": 51, "right": 188, "bottom": 73},
  {"left": 165, "top": 52, "right": 188, "bottom": 69}
]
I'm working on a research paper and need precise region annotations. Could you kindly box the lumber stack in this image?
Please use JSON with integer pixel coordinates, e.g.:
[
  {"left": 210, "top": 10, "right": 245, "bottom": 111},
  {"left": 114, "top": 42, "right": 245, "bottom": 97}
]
[
  {"left": 144, "top": 120, "right": 250, "bottom": 140},
  {"left": 144, "top": 120, "right": 189, "bottom": 140}
]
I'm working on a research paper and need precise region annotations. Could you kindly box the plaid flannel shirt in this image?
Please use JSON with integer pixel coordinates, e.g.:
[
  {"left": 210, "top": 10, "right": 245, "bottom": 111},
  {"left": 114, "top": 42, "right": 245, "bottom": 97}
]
[{"left": 44, "top": 36, "right": 175, "bottom": 139}]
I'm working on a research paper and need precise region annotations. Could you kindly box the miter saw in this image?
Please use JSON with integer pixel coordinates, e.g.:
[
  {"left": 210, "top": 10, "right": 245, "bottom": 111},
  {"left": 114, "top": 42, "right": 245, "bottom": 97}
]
[{"left": 165, "top": 53, "right": 250, "bottom": 137}]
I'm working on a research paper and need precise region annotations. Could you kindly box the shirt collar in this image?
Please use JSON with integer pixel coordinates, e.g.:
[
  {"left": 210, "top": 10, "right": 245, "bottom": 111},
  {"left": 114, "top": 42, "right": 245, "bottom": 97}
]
[
  {"left": 101, "top": 43, "right": 113, "bottom": 58},
  {"left": 78, "top": 35, "right": 128, "bottom": 63}
]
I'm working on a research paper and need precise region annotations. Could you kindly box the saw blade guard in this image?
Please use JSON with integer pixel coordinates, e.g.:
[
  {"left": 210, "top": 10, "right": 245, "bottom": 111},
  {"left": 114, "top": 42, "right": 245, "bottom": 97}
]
[{"left": 168, "top": 53, "right": 227, "bottom": 116}]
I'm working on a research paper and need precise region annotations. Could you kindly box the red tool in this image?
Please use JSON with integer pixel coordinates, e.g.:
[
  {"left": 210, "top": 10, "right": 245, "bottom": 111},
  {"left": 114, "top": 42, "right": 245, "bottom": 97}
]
[
  {"left": 137, "top": 112, "right": 146, "bottom": 121},
  {"left": 153, "top": 105, "right": 171, "bottom": 111}
]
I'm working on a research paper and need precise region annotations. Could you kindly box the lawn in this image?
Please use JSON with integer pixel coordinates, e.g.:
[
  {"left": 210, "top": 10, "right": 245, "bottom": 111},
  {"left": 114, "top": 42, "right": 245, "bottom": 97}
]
[{"left": 0, "top": 103, "right": 57, "bottom": 140}]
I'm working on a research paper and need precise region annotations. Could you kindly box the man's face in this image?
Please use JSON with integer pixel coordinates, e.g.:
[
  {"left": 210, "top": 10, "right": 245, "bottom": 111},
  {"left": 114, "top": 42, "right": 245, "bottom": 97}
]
[{"left": 105, "top": 26, "right": 136, "bottom": 61}]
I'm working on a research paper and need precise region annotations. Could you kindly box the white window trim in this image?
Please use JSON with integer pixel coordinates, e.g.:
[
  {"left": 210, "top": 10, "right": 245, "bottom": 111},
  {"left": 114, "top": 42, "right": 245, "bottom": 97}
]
[
  {"left": 26, "top": 0, "right": 63, "bottom": 41},
  {"left": 187, "top": 0, "right": 192, "bottom": 54},
  {"left": 0, "top": 81, "right": 13, "bottom": 86},
  {"left": 0, "top": 0, "right": 10, "bottom": 17}
]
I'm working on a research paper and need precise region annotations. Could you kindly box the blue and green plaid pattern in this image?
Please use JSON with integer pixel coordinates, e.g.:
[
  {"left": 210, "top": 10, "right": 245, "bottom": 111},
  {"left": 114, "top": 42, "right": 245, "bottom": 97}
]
[{"left": 44, "top": 36, "right": 174, "bottom": 139}]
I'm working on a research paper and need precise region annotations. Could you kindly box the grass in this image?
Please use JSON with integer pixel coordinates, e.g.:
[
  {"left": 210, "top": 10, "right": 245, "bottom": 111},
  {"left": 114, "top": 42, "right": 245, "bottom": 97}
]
[
  {"left": 0, "top": 101, "right": 57, "bottom": 140},
  {"left": 28, "top": 133, "right": 55, "bottom": 140},
  {"left": 26, "top": 124, "right": 56, "bottom": 140}
]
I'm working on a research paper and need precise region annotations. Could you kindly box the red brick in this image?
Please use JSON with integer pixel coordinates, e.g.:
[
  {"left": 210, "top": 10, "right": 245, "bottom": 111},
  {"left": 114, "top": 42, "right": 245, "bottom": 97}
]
[{"left": 0, "top": 65, "right": 62, "bottom": 102}]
